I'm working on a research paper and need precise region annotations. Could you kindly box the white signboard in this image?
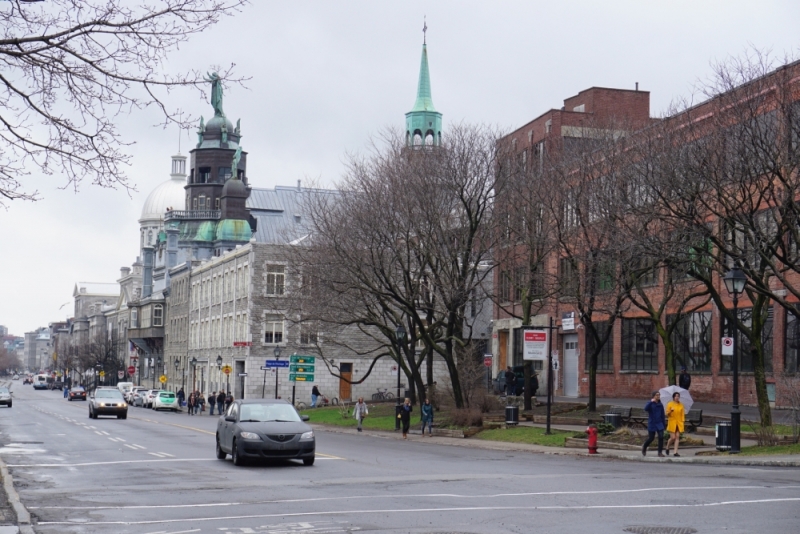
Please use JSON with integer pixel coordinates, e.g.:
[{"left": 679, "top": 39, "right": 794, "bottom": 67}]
[
  {"left": 523, "top": 329, "right": 548, "bottom": 361},
  {"left": 562, "top": 312, "right": 575, "bottom": 331},
  {"left": 721, "top": 337, "right": 734, "bottom": 356}
]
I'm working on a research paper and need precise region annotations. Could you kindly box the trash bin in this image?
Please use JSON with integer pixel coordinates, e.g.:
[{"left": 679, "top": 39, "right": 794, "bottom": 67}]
[
  {"left": 716, "top": 421, "right": 732, "bottom": 451},
  {"left": 603, "top": 413, "right": 622, "bottom": 429},
  {"left": 505, "top": 405, "right": 519, "bottom": 426}
]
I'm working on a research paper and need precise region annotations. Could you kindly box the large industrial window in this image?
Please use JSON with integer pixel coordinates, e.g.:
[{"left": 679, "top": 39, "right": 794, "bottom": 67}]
[
  {"left": 669, "top": 311, "right": 711, "bottom": 372},
  {"left": 621, "top": 318, "right": 658, "bottom": 371},
  {"left": 722, "top": 307, "right": 773, "bottom": 373},
  {"left": 785, "top": 308, "right": 800, "bottom": 374},
  {"left": 585, "top": 320, "right": 614, "bottom": 370}
]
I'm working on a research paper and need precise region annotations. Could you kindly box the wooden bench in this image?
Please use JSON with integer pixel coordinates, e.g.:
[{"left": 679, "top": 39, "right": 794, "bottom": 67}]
[{"left": 686, "top": 409, "right": 703, "bottom": 432}]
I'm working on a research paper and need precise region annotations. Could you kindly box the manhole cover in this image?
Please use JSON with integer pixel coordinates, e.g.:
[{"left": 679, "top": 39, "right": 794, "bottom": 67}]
[{"left": 625, "top": 528, "right": 697, "bottom": 534}]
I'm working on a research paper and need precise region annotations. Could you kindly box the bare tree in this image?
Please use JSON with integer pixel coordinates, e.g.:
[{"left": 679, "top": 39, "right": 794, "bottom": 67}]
[{"left": 0, "top": 0, "right": 247, "bottom": 204}]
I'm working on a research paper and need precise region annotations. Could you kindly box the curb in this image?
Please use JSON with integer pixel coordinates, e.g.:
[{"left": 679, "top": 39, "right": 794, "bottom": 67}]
[
  {"left": 312, "top": 423, "right": 800, "bottom": 467},
  {"left": 0, "top": 456, "right": 34, "bottom": 533}
]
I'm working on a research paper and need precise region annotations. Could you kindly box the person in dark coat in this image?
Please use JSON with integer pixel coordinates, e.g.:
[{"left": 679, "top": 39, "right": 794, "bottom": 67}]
[
  {"left": 504, "top": 367, "right": 516, "bottom": 396},
  {"left": 421, "top": 398, "right": 434, "bottom": 436},
  {"left": 531, "top": 371, "right": 539, "bottom": 399},
  {"left": 208, "top": 391, "right": 216, "bottom": 415},
  {"left": 225, "top": 391, "right": 233, "bottom": 412},
  {"left": 186, "top": 393, "right": 196, "bottom": 416},
  {"left": 399, "top": 398, "right": 413, "bottom": 439},
  {"left": 642, "top": 391, "right": 666, "bottom": 457},
  {"left": 217, "top": 390, "right": 226, "bottom": 415},
  {"left": 177, "top": 387, "right": 185, "bottom": 407},
  {"left": 679, "top": 367, "right": 691, "bottom": 390}
]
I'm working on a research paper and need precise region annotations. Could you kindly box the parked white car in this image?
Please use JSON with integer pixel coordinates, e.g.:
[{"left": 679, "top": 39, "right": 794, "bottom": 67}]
[
  {"left": 127, "top": 386, "right": 147, "bottom": 403},
  {"left": 142, "top": 389, "right": 160, "bottom": 408},
  {"left": 152, "top": 391, "right": 179, "bottom": 412}
]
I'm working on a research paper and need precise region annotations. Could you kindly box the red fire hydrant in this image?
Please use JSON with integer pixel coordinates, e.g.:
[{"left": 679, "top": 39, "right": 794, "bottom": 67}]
[{"left": 586, "top": 424, "right": 599, "bottom": 454}]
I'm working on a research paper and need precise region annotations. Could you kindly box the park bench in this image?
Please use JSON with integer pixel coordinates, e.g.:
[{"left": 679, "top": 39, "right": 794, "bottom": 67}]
[{"left": 686, "top": 409, "right": 703, "bottom": 432}]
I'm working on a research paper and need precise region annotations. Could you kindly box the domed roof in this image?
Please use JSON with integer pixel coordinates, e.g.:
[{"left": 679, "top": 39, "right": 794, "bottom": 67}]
[
  {"left": 140, "top": 165, "right": 186, "bottom": 222},
  {"left": 222, "top": 178, "right": 247, "bottom": 198},
  {"left": 216, "top": 219, "right": 252, "bottom": 242}
]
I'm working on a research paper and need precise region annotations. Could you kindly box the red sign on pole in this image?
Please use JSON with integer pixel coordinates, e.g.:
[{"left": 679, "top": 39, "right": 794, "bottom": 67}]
[
  {"left": 483, "top": 356, "right": 492, "bottom": 368},
  {"left": 233, "top": 341, "right": 252, "bottom": 347},
  {"left": 127, "top": 366, "right": 136, "bottom": 375},
  {"left": 117, "top": 370, "right": 124, "bottom": 379}
]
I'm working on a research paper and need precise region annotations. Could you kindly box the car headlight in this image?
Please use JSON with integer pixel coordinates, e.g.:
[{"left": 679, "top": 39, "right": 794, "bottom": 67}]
[
  {"left": 300, "top": 431, "right": 314, "bottom": 440},
  {"left": 99, "top": 403, "right": 106, "bottom": 407},
  {"left": 121, "top": 403, "right": 127, "bottom": 408},
  {"left": 240, "top": 432, "right": 261, "bottom": 440}
]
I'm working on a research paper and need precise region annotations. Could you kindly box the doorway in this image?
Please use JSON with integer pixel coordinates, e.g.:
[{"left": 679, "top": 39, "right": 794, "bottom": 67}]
[
  {"left": 235, "top": 360, "right": 245, "bottom": 399},
  {"left": 564, "top": 334, "right": 579, "bottom": 397},
  {"left": 339, "top": 363, "right": 352, "bottom": 402},
  {"left": 498, "top": 331, "right": 508, "bottom": 371}
]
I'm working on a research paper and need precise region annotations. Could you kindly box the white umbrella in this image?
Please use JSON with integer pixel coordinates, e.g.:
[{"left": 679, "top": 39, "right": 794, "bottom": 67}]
[{"left": 659, "top": 385, "right": 693, "bottom": 413}]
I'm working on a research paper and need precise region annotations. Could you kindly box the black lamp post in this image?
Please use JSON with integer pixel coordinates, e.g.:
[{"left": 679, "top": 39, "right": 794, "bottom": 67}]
[
  {"left": 174, "top": 358, "right": 180, "bottom": 391},
  {"left": 395, "top": 324, "right": 406, "bottom": 431},
  {"left": 156, "top": 355, "right": 162, "bottom": 389},
  {"left": 723, "top": 264, "right": 747, "bottom": 454},
  {"left": 191, "top": 357, "right": 198, "bottom": 392},
  {"left": 273, "top": 346, "right": 281, "bottom": 399},
  {"left": 216, "top": 355, "right": 223, "bottom": 395}
]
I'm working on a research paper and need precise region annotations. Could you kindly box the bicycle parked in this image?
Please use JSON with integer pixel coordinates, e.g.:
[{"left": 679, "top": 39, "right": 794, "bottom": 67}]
[{"left": 372, "top": 388, "right": 394, "bottom": 401}]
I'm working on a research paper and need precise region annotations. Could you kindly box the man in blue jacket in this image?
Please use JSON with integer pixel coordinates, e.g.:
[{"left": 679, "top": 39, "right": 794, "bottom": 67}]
[{"left": 642, "top": 391, "right": 666, "bottom": 457}]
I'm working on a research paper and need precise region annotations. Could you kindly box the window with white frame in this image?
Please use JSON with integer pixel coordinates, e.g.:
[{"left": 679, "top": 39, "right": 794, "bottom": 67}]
[
  {"left": 265, "top": 264, "right": 285, "bottom": 295},
  {"left": 130, "top": 308, "right": 138, "bottom": 328},
  {"left": 264, "top": 316, "right": 284, "bottom": 344},
  {"left": 153, "top": 304, "right": 163, "bottom": 327},
  {"left": 299, "top": 323, "right": 319, "bottom": 345}
]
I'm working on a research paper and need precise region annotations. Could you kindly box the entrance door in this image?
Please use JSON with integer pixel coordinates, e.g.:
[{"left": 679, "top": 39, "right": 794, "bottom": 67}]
[
  {"left": 235, "top": 360, "right": 245, "bottom": 399},
  {"left": 564, "top": 334, "right": 579, "bottom": 397},
  {"left": 339, "top": 363, "right": 352, "bottom": 402},
  {"left": 498, "top": 331, "right": 508, "bottom": 371}
]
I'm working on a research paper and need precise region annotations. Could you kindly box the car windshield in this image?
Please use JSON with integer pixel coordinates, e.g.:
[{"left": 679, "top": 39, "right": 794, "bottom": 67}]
[
  {"left": 239, "top": 404, "right": 301, "bottom": 423},
  {"left": 0, "top": 388, "right": 8, "bottom": 394},
  {"left": 159, "top": 393, "right": 175, "bottom": 398},
  {"left": 72, "top": 387, "right": 85, "bottom": 392},
  {"left": 95, "top": 390, "right": 124, "bottom": 399}
]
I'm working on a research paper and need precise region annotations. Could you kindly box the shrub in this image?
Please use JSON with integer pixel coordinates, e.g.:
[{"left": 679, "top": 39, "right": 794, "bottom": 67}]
[
  {"left": 595, "top": 422, "right": 615, "bottom": 435},
  {"left": 451, "top": 408, "right": 483, "bottom": 427}
]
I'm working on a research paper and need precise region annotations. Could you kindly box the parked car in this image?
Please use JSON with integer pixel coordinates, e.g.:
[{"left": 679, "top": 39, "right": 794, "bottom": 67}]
[
  {"left": 0, "top": 387, "right": 11, "bottom": 408},
  {"left": 12, "top": 375, "right": 19, "bottom": 380},
  {"left": 68, "top": 386, "right": 87, "bottom": 401},
  {"left": 23, "top": 377, "right": 31, "bottom": 385},
  {"left": 127, "top": 386, "right": 147, "bottom": 404},
  {"left": 117, "top": 382, "right": 134, "bottom": 397},
  {"left": 142, "top": 389, "right": 160, "bottom": 408},
  {"left": 53, "top": 379, "right": 64, "bottom": 390},
  {"left": 215, "top": 399, "right": 315, "bottom": 466},
  {"left": 88, "top": 388, "right": 127, "bottom": 419},
  {"left": 132, "top": 389, "right": 148, "bottom": 407},
  {"left": 153, "top": 391, "right": 179, "bottom": 412}
]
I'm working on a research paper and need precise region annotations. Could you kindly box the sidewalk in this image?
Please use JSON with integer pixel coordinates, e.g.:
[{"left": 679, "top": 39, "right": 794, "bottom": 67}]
[{"left": 312, "top": 422, "right": 800, "bottom": 468}]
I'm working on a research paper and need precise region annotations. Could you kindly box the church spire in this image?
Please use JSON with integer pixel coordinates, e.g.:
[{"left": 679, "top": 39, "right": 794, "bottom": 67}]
[{"left": 405, "top": 21, "right": 442, "bottom": 147}]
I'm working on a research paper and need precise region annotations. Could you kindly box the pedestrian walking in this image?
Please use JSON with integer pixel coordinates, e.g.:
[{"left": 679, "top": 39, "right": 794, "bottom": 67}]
[
  {"left": 642, "top": 391, "right": 666, "bottom": 457},
  {"left": 197, "top": 391, "right": 205, "bottom": 414},
  {"left": 504, "top": 367, "right": 517, "bottom": 397},
  {"left": 311, "top": 385, "right": 321, "bottom": 408},
  {"left": 665, "top": 391, "right": 685, "bottom": 456},
  {"left": 421, "top": 398, "right": 434, "bottom": 436},
  {"left": 63, "top": 385, "right": 68, "bottom": 398},
  {"left": 225, "top": 391, "right": 233, "bottom": 412},
  {"left": 531, "top": 371, "right": 539, "bottom": 399},
  {"left": 208, "top": 391, "right": 216, "bottom": 415},
  {"left": 399, "top": 398, "right": 413, "bottom": 439},
  {"left": 177, "top": 387, "right": 185, "bottom": 408},
  {"left": 187, "top": 393, "right": 195, "bottom": 416},
  {"left": 217, "top": 390, "right": 225, "bottom": 415},
  {"left": 353, "top": 397, "right": 368, "bottom": 432},
  {"left": 678, "top": 367, "right": 692, "bottom": 390}
]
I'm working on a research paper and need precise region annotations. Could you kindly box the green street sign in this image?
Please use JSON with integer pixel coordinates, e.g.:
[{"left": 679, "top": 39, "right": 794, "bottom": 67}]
[
  {"left": 290, "top": 373, "right": 314, "bottom": 382},
  {"left": 290, "top": 355, "right": 316, "bottom": 364},
  {"left": 290, "top": 364, "right": 315, "bottom": 373}
]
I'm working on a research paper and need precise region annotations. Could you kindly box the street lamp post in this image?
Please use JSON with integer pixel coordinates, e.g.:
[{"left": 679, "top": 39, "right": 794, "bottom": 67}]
[
  {"left": 156, "top": 355, "right": 162, "bottom": 389},
  {"left": 723, "top": 265, "right": 747, "bottom": 454},
  {"left": 273, "top": 346, "right": 281, "bottom": 399},
  {"left": 216, "top": 355, "right": 223, "bottom": 395},
  {"left": 395, "top": 325, "right": 406, "bottom": 431},
  {"left": 191, "top": 357, "right": 198, "bottom": 392},
  {"left": 174, "top": 358, "right": 180, "bottom": 392}
]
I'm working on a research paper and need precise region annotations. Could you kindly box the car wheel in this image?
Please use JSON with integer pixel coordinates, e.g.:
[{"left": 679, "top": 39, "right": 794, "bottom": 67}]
[
  {"left": 68, "top": 398, "right": 72, "bottom": 401},
  {"left": 215, "top": 438, "right": 226, "bottom": 460},
  {"left": 303, "top": 456, "right": 315, "bottom": 466},
  {"left": 88, "top": 409, "right": 92, "bottom": 418},
  {"left": 231, "top": 439, "right": 243, "bottom": 466},
  {"left": 7, "top": 402, "right": 10, "bottom": 408}
]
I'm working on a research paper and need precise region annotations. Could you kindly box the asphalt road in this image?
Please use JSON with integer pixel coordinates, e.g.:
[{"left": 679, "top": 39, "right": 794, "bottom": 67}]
[{"left": 1, "top": 382, "right": 799, "bottom": 534}]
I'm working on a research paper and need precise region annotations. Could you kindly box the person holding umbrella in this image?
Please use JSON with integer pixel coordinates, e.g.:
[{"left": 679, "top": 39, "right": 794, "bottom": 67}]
[{"left": 665, "top": 391, "right": 686, "bottom": 456}]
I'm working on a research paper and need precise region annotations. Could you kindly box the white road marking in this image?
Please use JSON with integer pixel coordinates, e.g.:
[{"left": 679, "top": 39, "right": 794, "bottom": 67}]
[
  {"left": 6, "top": 458, "right": 215, "bottom": 468},
  {"left": 131, "top": 444, "right": 147, "bottom": 449},
  {"left": 116, "top": 437, "right": 126, "bottom": 442},
  {"left": 94, "top": 431, "right": 103, "bottom": 435},
  {"left": 148, "top": 452, "right": 167, "bottom": 458},
  {"left": 158, "top": 452, "right": 175, "bottom": 457},
  {"left": 124, "top": 444, "right": 138, "bottom": 450},
  {"left": 26, "top": 484, "right": 800, "bottom": 510},
  {"left": 34, "top": 498, "right": 800, "bottom": 526},
  {"left": 143, "top": 529, "right": 200, "bottom": 534},
  {"left": 100, "top": 431, "right": 110, "bottom": 435},
  {"left": 108, "top": 438, "right": 119, "bottom": 442}
]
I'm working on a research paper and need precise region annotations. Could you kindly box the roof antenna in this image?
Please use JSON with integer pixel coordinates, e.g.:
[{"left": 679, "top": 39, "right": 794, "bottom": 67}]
[{"left": 423, "top": 16, "right": 427, "bottom": 45}]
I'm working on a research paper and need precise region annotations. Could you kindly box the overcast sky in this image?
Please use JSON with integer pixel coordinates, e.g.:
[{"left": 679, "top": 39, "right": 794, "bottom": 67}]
[{"left": 1, "top": 0, "right": 799, "bottom": 337}]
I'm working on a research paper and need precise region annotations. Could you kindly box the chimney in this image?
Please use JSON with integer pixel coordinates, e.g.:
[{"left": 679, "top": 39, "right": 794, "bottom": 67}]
[
  {"left": 120, "top": 266, "right": 131, "bottom": 278},
  {"left": 635, "top": 82, "right": 639, "bottom": 91},
  {"left": 297, "top": 179, "right": 302, "bottom": 192}
]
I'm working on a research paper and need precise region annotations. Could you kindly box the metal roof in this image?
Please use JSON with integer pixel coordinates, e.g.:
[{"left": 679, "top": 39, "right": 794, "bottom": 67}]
[{"left": 247, "top": 185, "right": 338, "bottom": 245}]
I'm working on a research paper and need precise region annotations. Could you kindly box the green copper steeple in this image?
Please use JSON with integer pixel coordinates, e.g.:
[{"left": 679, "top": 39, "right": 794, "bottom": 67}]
[{"left": 405, "top": 23, "right": 442, "bottom": 147}]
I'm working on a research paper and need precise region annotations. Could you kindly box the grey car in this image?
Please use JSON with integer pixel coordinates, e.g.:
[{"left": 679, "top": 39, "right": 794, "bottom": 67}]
[
  {"left": 88, "top": 388, "right": 128, "bottom": 419},
  {"left": 0, "top": 387, "right": 11, "bottom": 408},
  {"left": 216, "top": 399, "right": 315, "bottom": 466}
]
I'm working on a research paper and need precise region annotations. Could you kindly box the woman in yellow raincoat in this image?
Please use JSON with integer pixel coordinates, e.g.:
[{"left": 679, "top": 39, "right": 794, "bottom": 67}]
[{"left": 665, "top": 391, "right": 685, "bottom": 456}]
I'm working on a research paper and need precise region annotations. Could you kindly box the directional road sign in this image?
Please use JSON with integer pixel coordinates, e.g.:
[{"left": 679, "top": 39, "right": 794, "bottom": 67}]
[
  {"left": 159, "top": 375, "right": 167, "bottom": 384},
  {"left": 290, "top": 355, "right": 316, "bottom": 364},
  {"left": 290, "top": 373, "right": 314, "bottom": 382},
  {"left": 264, "top": 360, "right": 290, "bottom": 368},
  {"left": 290, "top": 364, "right": 314, "bottom": 373}
]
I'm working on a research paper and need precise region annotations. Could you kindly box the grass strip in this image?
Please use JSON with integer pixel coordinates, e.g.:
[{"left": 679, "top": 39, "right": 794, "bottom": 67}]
[{"left": 475, "top": 426, "right": 570, "bottom": 447}]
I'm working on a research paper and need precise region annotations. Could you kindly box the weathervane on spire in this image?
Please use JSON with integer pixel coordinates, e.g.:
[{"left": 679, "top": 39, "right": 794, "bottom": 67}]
[{"left": 423, "top": 16, "right": 427, "bottom": 44}]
